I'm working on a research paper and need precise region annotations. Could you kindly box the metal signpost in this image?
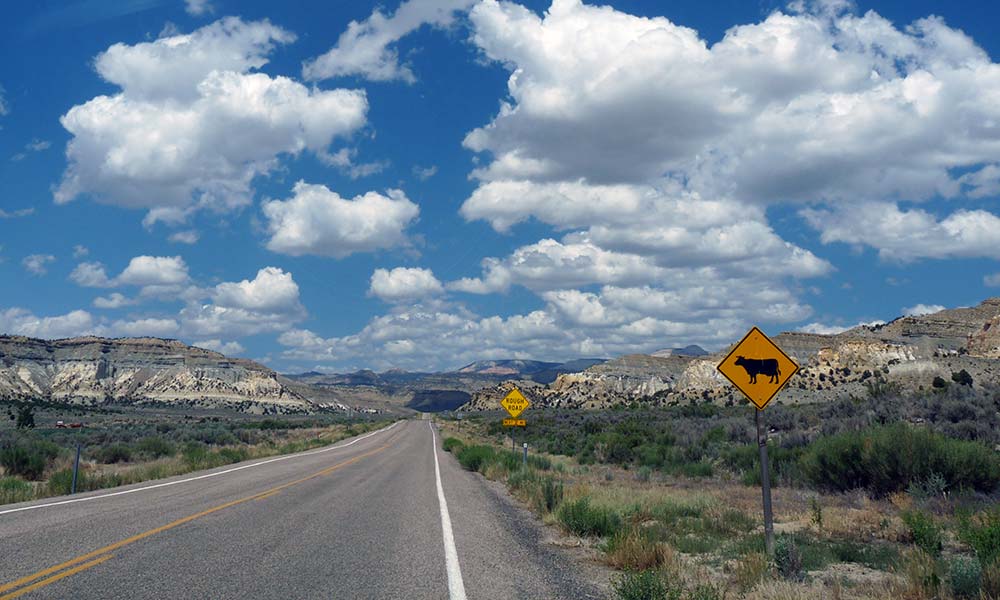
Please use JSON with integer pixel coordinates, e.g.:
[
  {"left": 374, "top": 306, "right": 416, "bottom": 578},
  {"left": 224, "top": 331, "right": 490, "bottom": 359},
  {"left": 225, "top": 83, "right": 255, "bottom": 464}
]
[
  {"left": 717, "top": 326, "right": 799, "bottom": 558},
  {"left": 500, "top": 388, "right": 529, "bottom": 460}
]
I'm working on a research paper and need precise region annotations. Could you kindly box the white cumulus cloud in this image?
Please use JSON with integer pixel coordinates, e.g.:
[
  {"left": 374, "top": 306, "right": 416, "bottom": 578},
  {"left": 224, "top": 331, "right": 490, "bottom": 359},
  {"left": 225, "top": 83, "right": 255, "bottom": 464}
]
[
  {"left": 262, "top": 181, "right": 419, "bottom": 258},
  {"left": 902, "top": 304, "right": 946, "bottom": 317},
  {"left": 56, "top": 18, "right": 369, "bottom": 225},
  {"left": 369, "top": 267, "right": 443, "bottom": 302},
  {"left": 22, "top": 254, "right": 56, "bottom": 276}
]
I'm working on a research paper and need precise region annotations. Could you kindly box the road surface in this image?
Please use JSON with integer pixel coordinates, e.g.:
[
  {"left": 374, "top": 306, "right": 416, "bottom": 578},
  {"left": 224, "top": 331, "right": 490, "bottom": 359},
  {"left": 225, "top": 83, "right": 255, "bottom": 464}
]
[{"left": 0, "top": 420, "right": 606, "bottom": 599}]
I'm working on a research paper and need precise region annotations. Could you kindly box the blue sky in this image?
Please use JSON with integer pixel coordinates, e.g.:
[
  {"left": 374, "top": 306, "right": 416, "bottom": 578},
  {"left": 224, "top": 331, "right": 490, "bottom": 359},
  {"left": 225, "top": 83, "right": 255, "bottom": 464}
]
[{"left": 1, "top": 0, "right": 999, "bottom": 372}]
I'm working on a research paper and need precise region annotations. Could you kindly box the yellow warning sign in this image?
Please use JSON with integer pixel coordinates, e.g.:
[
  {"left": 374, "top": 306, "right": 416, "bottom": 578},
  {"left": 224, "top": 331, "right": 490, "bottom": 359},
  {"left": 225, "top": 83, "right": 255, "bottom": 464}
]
[
  {"left": 717, "top": 327, "right": 799, "bottom": 410},
  {"left": 502, "top": 419, "right": 527, "bottom": 427},
  {"left": 500, "top": 388, "right": 530, "bottom": 418}
]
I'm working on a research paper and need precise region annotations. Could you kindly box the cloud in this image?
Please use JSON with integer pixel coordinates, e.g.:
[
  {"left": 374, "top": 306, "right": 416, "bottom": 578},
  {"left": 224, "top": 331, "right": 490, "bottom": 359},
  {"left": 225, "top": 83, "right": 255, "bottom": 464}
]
[
  {"left": 194, "top": 339, "right": 246, "bottom": 355},
  {"left": 116, "top": 255, "right": 189, "bottom": 286},
  {"left": 0, "top": 308, "right": 96, "bottom": 339},
  {"left": 111, "top": 317, "right": 180, "bottom": 337},
  {"left": 303, "top": 0, "right": 475, "bottom": 82},
  {"left": 56, "top": 18, "right": 369, "bottom": 225},
  {"left": 317, "top": 147, "right": 387, "bottom": 179},
  {"left": 70, "top": 262, "right": 113, "bottom": 287},
  {"left": 72, "top": 245, "right": 89, "bottom": 258},
  {"left": 985, "top": 273, "right": 1000, "bottom": 287},
  {"left": 0, "top": 84, "right": 7, "bottom": 116},
  {"left": 22, "top": 254, "right": 55, "bottom": 276},
  {"left": 413, "top": 165, "right": 437, "bottom": 180},
  {"left": 93, "top": 293, "right": 136, "bottom": 309},
  {"left": 0, "top": 208, "right": 34, "bottom": 219},
  {"left": 179, "top": 267, "right": 307, "bottom": 338},
  {"left": 797, "top": 319, "right": 886, "bottom": 335},
  {"left": 802, "top": 202, "right": 1000, "bottom": 261},
  {"left": 369, "top": 267, "right": 443, "bottom": 302},
  {"left": 212, "top": 266, "right": 303, "bottom": 313},
  {"left": 70, "top": 256, "right": 190, "bottom": 295},
  {"left": 184, "top": 0, "right": 213, "bottom": 17},
  {"left": 11, "top": 139, "right": 50, "bottom": 161},
  {"left": 262, "top": 181, "right": 419, "bottom": 258},
  {"left": 902, "top": 303, "right": 946, "bottom": 317},
  {"left": 168, "top": 230, "right": 199, "bottom": 244}
]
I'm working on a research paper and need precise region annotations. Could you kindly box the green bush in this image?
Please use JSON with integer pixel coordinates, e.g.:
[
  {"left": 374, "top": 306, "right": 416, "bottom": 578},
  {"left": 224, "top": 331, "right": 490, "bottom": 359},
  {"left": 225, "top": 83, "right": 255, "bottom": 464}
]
[
  {"left": 948, "top": 556, "right": 982, "bottom": 598},
  {"left": 0, "top": 441, "right": 58, "bottom": 481},
  {"left": 96, "top": 443, "right": 133, "bottom": 464},
  {"left": 46, "top": 468, "right": 79, "bottom": 495},
  {"left": 903, "top": 511, "right": 944, "bottom": 557},
  {"left": 611, "top": 570, "right": 676, "bottom": 600},
  {"left": 442, "top": 437, "right": 464, "bottom": 453},
  {"left": 557, "top": 497, "right": 622, "bottom": 538},
  {"left": 0, "top": 476, "right": 34, "bottom": 504},
  {"left": 541, "top": 476, "right": 563, "bottom": 513},
  {"left": 136, "top": 437, "right": 175, "bottom": 459},
  {"left": 775, "top": 535, "right": 803, "bottom": 580},
  {"left": 799, "top": 424, "right": 1000, "bottom": 496},
  {"left": 959, "top": 508, "right": 1000, "bottom": 566},
  {"left": 181, "top": 442, "right": 210, "bottom": 468},
  {"left": 456, "top": 445, "right": 496, "bottom": 473},
  {"left": 217, "top": 447, "right": 249, "bottom": 464}
]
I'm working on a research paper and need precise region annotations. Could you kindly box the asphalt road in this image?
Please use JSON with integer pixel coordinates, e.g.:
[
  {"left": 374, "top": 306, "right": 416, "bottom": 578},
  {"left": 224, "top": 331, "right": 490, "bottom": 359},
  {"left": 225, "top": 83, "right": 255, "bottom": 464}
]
[{"left": 0, "top": 420, "right": 606, "bottom": 599}]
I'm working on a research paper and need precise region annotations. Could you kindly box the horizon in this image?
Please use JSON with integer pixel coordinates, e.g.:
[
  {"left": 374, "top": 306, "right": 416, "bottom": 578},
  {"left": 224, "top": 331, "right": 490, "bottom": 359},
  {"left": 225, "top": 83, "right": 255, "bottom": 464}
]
[{"left": 3, "top": 0, "right": 1000, "bottom": 372}]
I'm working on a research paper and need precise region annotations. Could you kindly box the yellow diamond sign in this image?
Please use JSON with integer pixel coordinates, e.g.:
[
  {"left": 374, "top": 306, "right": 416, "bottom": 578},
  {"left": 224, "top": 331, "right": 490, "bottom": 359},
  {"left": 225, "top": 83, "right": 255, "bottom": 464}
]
[
  {"left": 500, "top": 388, "right": 530, "bottom": 418},
  {"left": 717, "top": 327, "right": 799, "bottom": 410}
]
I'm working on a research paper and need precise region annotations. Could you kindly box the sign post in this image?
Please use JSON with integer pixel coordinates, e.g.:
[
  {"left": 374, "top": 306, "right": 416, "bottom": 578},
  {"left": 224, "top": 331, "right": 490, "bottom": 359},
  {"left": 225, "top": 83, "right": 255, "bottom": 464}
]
[
  {"left": 500, "top": 388, "right": 529, "bottom": 464},
  {"left": 717, "top": 326, "right": 799, "bottom": 559}
]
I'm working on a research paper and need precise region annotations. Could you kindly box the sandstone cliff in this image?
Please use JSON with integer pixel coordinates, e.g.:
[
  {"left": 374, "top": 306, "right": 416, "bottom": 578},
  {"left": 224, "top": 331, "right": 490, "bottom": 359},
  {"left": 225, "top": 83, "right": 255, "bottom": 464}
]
[{"left": 0, "top": 336, "right": 311, "bottom": 414}]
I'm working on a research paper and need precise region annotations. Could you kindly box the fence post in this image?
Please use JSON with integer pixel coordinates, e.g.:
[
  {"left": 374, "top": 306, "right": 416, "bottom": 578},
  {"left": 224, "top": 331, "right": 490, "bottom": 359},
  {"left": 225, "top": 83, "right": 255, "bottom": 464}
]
[
  {"left": 71, "top": 443, "right": 81, "bottom": 495},
  {"left": 756, "top": 409, "right": 775, "bottom": 557}
]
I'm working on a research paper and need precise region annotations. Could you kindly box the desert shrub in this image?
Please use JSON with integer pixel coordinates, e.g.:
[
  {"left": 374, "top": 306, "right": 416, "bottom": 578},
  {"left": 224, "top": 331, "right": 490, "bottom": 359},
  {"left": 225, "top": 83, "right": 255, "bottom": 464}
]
[
  {"left": 0, "top": 476, "right": 34, "bottom": 504},
  {"left": 96, "top": 443, "right": 133, "bottom": 464},
  {"left": 442, "top": 437, "right": 464, "bottom": 453},
  {"left": 611, "top": 570, "right": 676, "bottom": 600},
  {"left": 733, "top": 552, "right": 770, "bottom": 592},
  {"left": 605, "top": 528, "right": 669, "bottom": 571},
  {"left": 136, "top": 437, "right": 175, "bottom": 459},
  {"left": 217, "top": 447, "right": 249, "bottom": 464},
  {"left": 902, "top": 510, "right": 944, "bottom": 557},
  {"left": 952, "top": 370, "right": 974, "bottom": 387},
  {"left": 775, "top": 535, "right": 803, "bottom": 580},
  {"left": 948, "top": 556, "right": 982, "bottom": 598},
  {"left": 0, "top": 440, "right": 59, "bottom": 480},
  {"left": 456, "top": 445, "right": 495, "bottom": 473},
  {"left": 540, "top": 476, "right": 563, "bottom": 513},
  {"left": 46, "top": 468, "right": 79, "bottom": 495},
  {"left": 181, "top": 442, "right": 210, "bottom": 468},
  {"left": 635, "top": 466, "right": 652, "bottom": 482},
  {"left": 959, "top": 508, "right": 1000, "bottom": 566},
  {"left": 558, "top": 497, "right": 622, "bottom": 538},
  {"left": 799, "top": 424, "right": 1000, "bottom": 496}
]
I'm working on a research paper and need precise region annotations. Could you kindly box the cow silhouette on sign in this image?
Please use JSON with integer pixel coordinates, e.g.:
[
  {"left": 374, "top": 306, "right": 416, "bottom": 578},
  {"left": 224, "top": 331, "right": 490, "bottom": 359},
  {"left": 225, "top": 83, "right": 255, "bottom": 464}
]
[{"left": 734, "top": 356, "right": 781, "bottom": 384}]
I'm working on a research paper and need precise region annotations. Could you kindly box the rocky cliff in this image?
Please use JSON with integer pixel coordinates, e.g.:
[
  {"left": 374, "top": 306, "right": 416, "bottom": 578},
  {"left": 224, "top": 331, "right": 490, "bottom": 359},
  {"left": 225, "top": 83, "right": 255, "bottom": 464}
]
[{"left": 0, "top": 336, "right": 311, "bottom": 413}]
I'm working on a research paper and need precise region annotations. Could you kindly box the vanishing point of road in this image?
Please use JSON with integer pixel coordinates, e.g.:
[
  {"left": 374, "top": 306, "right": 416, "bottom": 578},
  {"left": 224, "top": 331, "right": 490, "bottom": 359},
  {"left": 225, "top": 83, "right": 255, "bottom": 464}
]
[{"left": 0, "top": 420, "right": 605, "bottom": 599}]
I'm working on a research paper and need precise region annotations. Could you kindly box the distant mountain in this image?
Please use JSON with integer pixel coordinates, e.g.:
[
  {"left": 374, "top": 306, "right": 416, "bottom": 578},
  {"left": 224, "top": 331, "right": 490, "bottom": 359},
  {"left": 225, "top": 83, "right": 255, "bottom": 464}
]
[
  {"left": 650, "top": 345, "right": 709, "bottom": 358},
  {"left": 0, "top": 336, "right": 310, "bottom": 414},
  {"left": 456, "top": 359, "right": 562, "bottom": 376}
]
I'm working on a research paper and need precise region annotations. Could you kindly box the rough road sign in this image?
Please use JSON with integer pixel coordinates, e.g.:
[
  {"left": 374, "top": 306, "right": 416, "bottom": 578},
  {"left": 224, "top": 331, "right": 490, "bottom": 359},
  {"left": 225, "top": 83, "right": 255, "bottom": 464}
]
[
  {"left": 717, "top": 326, "right": 799, "bottom": 410},
  {"left": 502, "top": 419, "right": 527, "bottom": 427},
  {"left": 500, "top": 388, "right": 530, "bottom": 418}
]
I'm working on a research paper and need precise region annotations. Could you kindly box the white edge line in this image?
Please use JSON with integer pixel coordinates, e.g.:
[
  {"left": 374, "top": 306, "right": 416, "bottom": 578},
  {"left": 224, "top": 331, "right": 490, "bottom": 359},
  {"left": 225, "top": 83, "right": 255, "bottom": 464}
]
[
  {"left": 0, "top": 421, "right": 401, "bottom": 517},
  {"left": 430, "top": 421, "right": 468, "bottom": 600}
]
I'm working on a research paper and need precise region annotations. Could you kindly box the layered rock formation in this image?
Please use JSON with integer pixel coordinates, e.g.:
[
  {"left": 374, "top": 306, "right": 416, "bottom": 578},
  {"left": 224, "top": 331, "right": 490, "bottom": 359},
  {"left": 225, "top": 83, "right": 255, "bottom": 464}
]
[{"left": 0, "top": 336, "right": 311, "bottom": 413}]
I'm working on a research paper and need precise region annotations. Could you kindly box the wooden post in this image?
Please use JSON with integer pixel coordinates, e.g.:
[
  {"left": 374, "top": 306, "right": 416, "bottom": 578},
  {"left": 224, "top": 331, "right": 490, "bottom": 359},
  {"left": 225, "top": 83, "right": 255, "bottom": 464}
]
[
  {"left": 71, "top": 443, "right": 81, "bottom": 495},
  {"left": 756, "top": 408, "right": 775, "bottom": 557}
]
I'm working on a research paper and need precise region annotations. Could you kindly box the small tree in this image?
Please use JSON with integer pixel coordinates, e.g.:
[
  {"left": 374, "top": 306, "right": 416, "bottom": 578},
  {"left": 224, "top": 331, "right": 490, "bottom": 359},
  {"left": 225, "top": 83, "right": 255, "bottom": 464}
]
[
  {"left": 15, "top": 405, "right": 35, "bottom": 429},
  {"left": 932, "top": 376, "right": 949, "bottom": 390},
  {"left": 952, "top": 369, "right": 974, "bottom": 387}
]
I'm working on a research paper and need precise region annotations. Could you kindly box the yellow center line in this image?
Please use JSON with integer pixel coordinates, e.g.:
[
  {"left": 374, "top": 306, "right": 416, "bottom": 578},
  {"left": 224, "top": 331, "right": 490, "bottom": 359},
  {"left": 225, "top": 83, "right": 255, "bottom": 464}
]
[
  {"left": 0, "top": 555, "right": 114, "bottom": 600},
  {"left": 0, "top": 439, "right": 396, "bottom": 598}
]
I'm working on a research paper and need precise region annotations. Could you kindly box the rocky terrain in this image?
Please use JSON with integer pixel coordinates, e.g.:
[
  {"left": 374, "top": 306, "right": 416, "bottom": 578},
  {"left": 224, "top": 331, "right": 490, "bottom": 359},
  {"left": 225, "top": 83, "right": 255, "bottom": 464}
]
[
  {"left": 0, "top": 336, "right": 311, "bottom": 414},
  {"left": 460, "top": 299, "right": 1000, "bottom": 411}
]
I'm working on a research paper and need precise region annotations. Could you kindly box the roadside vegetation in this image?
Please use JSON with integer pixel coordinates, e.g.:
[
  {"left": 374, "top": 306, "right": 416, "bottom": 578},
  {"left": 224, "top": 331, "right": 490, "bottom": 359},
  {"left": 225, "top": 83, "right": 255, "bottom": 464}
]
[
  {"left": 0, "top": 403, "right": 392, "bottom": 506},
  {"left": 441, "top": 382, "right": 1000, "bottom": 599}
]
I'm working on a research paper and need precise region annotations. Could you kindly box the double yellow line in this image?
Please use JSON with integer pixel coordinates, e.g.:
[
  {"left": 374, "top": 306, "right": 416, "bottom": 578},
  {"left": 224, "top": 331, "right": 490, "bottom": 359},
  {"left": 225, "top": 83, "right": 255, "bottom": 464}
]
[{"left": 0, "top": 442, "right": 393, "bottom": 599}]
